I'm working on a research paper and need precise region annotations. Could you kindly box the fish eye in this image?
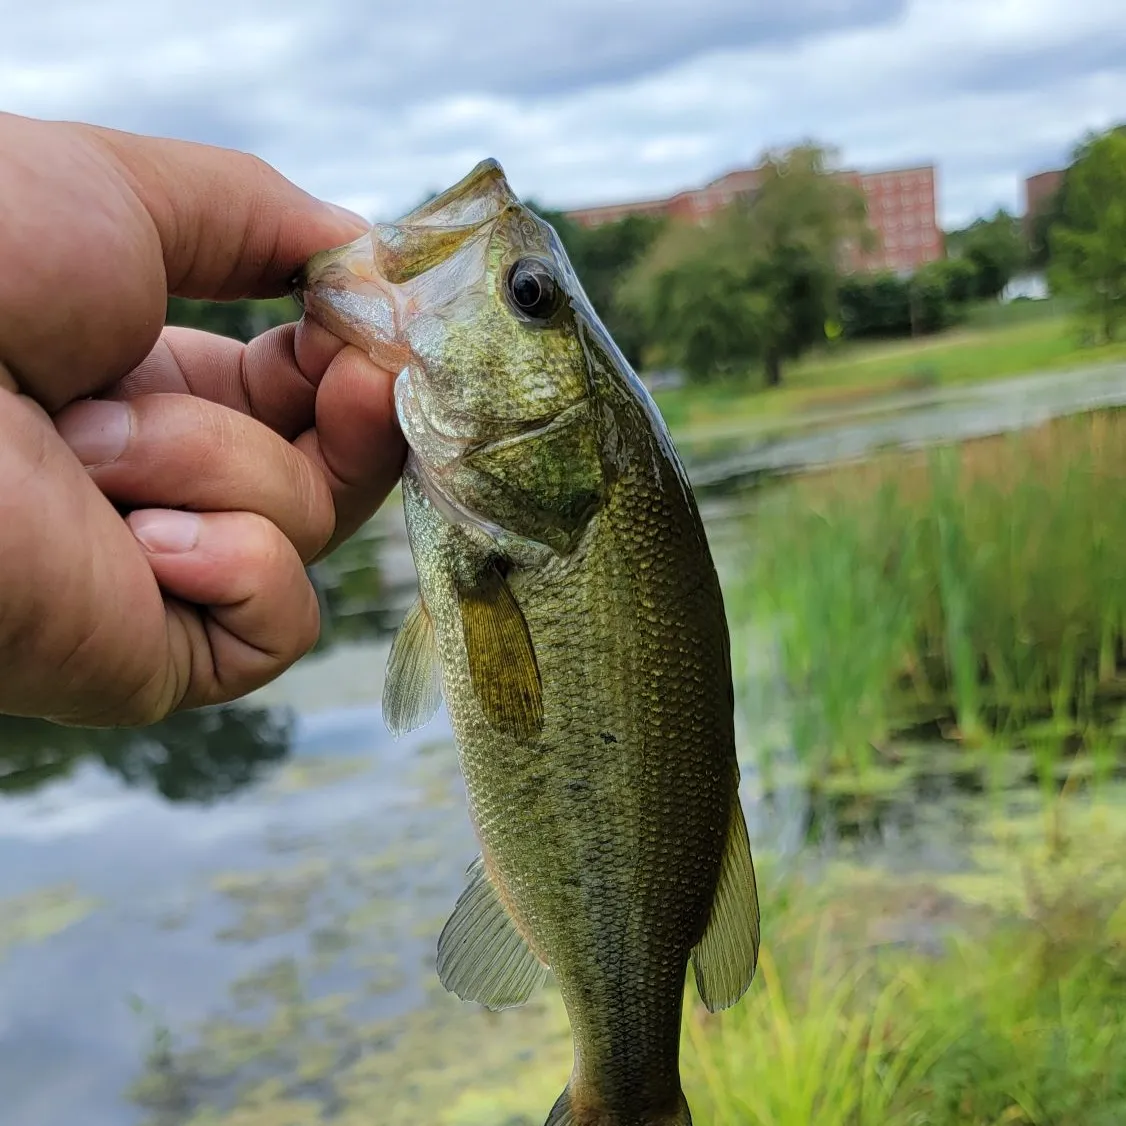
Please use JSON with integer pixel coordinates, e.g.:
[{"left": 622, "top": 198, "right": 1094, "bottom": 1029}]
[{"left": 504, "top": 258, "right": 564, "bottom": 323}]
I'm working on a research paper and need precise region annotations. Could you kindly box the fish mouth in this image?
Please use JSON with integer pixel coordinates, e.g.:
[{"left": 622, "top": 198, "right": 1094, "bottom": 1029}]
[
  {"left": 399, "top": 157, "right": 517, "bottom": 230},
  {"left": 296, "top": 158, "right": 519, "bottom": 368}
]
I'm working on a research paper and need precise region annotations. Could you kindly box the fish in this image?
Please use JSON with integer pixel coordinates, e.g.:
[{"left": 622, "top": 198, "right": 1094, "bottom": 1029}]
[{"left": 298, "top": 159, "right": 760, "bottom": 1126}]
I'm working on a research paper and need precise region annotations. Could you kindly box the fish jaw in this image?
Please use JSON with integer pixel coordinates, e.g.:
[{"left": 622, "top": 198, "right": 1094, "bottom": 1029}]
[
  {"left": 296, "top": 230, "right": 410, "bottom": 372},
  {"left": 295, "top": 157, "right": 518, "bottom": 375}
]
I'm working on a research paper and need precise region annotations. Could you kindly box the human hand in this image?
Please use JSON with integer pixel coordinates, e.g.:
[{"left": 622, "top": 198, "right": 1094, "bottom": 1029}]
[{"left": 0, "top": 112, "right": 404, "bottom": 726}]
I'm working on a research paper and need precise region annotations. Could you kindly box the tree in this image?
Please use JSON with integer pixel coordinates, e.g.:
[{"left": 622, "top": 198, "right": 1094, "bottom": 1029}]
[
  {"left": 616, "top": 217, "right": 772, "bottom": 380},
  {"left": 1049, "top": 125, "right": 1126, "bottom": 343},
  {"left": 166, "top": 296, "right": 300, "bottom": 342},
  {"left": 945, "top": 210, "right": 1026, "bottom": 299},
  {"left": 531, "top": 204, "right": 666, "bottom": 369},
  {"left": 1027, "top": 182, "right": 1067, "bottom": 270},
  {"left": 618, "top": 143, "right": 873, "bottom": 385}
]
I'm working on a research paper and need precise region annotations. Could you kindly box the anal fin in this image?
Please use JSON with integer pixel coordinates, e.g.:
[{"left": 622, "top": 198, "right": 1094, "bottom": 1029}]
[
  {"left": 382, "top": 597, "right": 442, "bottom": 738},
  {"left": 437, "top": 855, "right": 548, "bottom": 1011},
  {"left": 691, "top": 790, "right": 760, "bottom": 1013}
]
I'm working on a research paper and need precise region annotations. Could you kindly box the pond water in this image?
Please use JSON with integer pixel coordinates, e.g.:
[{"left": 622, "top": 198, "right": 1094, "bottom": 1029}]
[{"left": 2, "top": 364, "right": 1123, "bottom": 1126}]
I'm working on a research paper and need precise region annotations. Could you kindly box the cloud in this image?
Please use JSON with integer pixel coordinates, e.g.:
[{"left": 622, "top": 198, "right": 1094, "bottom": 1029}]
[{"left": 0, "top": 0, "right": 1122, "bottom": 227}]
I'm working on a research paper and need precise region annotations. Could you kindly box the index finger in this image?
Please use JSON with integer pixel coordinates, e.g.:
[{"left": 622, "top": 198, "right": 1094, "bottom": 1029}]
[
  {"left": 0, "top": 112, "right": 366, "bottom": 409},
  {"left": 95, "top": 124, "right": 368, "bottom": 301}
]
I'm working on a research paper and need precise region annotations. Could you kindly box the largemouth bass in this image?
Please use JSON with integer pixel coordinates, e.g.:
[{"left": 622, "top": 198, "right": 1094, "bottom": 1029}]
[{"left": 298, "top": 160, "right": 760, "bottom": 1126}]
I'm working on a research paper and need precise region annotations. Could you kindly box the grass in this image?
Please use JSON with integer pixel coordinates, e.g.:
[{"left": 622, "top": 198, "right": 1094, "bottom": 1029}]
[
  {"left": 733, "top": 408, "right": 1126, "bottom": 779},
  {"left": 682, "top": 793, "right": 1126, "bottom": 1126},
  {"left": 653, "top": 305, "right": 1126, "bottom": 440}
]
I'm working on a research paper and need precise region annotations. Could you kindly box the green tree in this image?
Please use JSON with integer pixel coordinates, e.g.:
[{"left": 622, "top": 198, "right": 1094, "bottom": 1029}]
[
  {"left": 929, "top": 256, "right": 980, "bottom": 306},
  {"left": 165, "top": 296, "right": 301, "bottom": 342},
  {"left": 1027, "top": 182, "right": 1067, "bottom": 270},
  {"left": 1049, "top": 125, "right": 1126, "bottom": 343},
  {"left": 946, "top": 210, "right": 1026, "bottom": 299},
  {"left": 617, "top": 218, "right": 771, "bottom": 379},
  {"left": 619, "top": 144, "right": 872, "bottom": 385},
  {"left": 531, "top": 204, "right": 666, "bottom": 368}
]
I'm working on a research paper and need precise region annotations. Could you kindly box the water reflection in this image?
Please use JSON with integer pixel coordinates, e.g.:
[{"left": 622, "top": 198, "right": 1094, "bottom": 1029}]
[
  {"left": 0, "top": 705, "right": 295, "bottom": 804},
  {"left": 686, "top": 363, "right": 1126, "bottom": 491},
  {"left": 309, "top": 506, "right": 417, "bottom": 652},
  {"left": 0, "top": 511, "right": 404, "bottom": 808}
]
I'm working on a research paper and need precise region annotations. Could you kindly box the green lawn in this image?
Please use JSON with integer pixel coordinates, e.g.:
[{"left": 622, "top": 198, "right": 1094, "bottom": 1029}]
[{"left": 652, "top": 306, "right": 1126, "bottom": 440}]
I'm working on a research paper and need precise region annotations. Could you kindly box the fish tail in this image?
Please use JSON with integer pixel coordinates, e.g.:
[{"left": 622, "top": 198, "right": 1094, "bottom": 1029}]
[{"left": 545, "top": 1085, "right": 692, "bottom": 1125}]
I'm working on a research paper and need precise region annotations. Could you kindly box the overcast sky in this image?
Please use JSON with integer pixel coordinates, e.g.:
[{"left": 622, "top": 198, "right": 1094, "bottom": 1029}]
[{"left": 1, "top": 0, "right": 1122, "bottom": 229}]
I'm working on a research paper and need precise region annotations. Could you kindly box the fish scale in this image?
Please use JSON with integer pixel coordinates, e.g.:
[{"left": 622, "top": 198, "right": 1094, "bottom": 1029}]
[{"left": 299, "top": 157, "right": 760, "bottom": 1126}]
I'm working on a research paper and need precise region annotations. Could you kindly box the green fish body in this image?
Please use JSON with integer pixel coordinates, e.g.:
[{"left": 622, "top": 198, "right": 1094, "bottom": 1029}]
[{"left": 300, "top": 160, "right": 759, "bottom": 1126}]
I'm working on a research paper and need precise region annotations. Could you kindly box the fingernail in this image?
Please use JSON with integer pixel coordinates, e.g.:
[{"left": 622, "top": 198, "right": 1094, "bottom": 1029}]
[
  {"left": 56, "top": 399, "right": 131, "bottom": 467},
  {"left": 129, "top": 510, "right": 201, "bottom": 554}
]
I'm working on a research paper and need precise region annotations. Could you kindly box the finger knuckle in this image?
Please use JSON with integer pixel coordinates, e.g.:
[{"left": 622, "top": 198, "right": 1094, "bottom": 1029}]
[
  {"left": 293, "top": 582, "right": 322, "bottom": 657},
  {"left": 245, "top": 512, "right": 289, "bottom": 573},
  {"left": 298, "top": 457, "right": 336, "bottom": 558}
]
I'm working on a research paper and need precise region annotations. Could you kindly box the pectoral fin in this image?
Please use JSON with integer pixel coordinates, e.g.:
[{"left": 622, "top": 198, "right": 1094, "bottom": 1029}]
[
  {"left": 437, "top": 855, "right": 548, "bottom": 1011},
  {"left": 458, "top": 565, "right": 544, "bottom": 740},
  {"left": 382, "top": 597, "right": 443, "bottom": 738},
  {"left": 691, "top": 791, "right": 760, "bottom": 1012}
]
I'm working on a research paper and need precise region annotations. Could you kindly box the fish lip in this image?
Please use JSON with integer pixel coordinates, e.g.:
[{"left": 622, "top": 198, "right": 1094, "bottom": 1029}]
[{"left": 288, "top": 266, "right": 306, "bottom": 302}]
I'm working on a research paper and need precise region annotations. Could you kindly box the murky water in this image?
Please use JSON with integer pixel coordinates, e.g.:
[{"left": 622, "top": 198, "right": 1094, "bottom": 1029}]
[
  {"left": 2, "top": 369, "right": 1121, "bottom": 1126},
  {"left": 685, "top": 362, "right": 1126, "bottom": 489}
]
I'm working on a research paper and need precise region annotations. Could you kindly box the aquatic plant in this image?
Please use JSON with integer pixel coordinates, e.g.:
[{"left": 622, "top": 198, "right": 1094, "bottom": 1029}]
[
  {"left": 127, "top": 791, "right": 1126, "bottom": 1126},
  {"left": 739, "top": 408, "right": 1126, "bottom": 780},
  {"left": 683, "top": 795, "right": 1126, "bottom": 1126}
]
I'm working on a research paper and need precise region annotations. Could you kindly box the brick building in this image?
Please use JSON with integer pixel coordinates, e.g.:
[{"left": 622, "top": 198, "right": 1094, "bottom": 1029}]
[
  {"left": 565, "top": 161, "right": 944, "bottom": 275},
  {"left": 1023, "top": 169, "right": 1064, "bottom": 231}
]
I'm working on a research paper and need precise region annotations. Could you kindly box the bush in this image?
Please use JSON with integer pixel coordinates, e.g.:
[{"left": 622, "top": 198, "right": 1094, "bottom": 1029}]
[
  {"left": 839, "top": 261, "right": 970, "bottom": 341},
  {"left": 838, "top": 272, "right": 913, "bottom": 338},
  {"left": 908, "top": 263, "right": 955, "bottom": 333}
]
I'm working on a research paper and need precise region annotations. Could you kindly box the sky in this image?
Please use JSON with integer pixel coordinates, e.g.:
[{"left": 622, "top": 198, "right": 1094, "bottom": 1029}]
[{"left": 1, "top": 0, "right": 1123, "bottom": 230}]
